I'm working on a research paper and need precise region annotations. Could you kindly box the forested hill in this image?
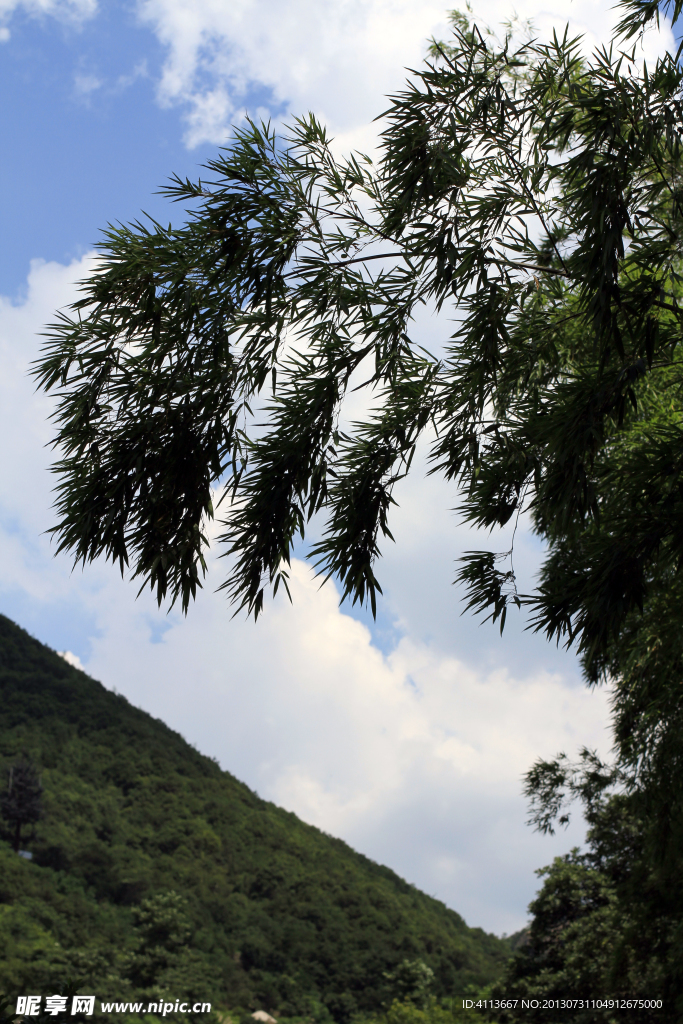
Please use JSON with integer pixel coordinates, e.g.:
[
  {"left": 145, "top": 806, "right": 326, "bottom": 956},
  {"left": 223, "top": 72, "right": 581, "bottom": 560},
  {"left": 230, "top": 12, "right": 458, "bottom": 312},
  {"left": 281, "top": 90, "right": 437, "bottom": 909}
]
[{"left": 0, "top": 614, "right": 510, "bottom": 1020}]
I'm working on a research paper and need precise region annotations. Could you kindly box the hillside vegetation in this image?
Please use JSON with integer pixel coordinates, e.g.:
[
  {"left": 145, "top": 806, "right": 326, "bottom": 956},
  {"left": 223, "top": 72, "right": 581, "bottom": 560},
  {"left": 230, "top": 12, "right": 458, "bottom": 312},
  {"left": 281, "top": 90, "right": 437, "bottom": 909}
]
[{"left": 0, "top": 615, "right": 510, "bottom": 1019}]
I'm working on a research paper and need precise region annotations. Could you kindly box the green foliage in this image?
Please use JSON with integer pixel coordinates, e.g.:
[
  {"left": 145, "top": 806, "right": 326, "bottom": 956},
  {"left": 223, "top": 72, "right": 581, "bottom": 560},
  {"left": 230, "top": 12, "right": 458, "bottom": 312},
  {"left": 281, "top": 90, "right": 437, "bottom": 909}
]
[
  {"left": 489, "top": 754, "right": 683, "bottom": 1020},
  {"left": 123, "top": 891, "right": 207, "bottom": 1000},
  {"left": 32, "top": 5, "right": 683, "bottom": 793},
  {"left": 492, "top": 851, "right": 624, "bottom": 1023},
  {"left": 358, "top": 995, "right": 484, "bottom": 1024},
  {"left": 28, "top": 5, "right": 682, "bottom": 637},
  {"left": 0, "top": 995, "right": 17, "bottom": 1024},
  {"left": 28, "top": 2, "right": 683, "bottom": 1011},
  {"left": 0, "top": 615, "right": 510, "bottom": 1019},
  {"left": 383, "top": 961, "right": 435, "bottom": 1009},
  {"left": 1, "top": 756, "right": 43, "bottom": 852}
]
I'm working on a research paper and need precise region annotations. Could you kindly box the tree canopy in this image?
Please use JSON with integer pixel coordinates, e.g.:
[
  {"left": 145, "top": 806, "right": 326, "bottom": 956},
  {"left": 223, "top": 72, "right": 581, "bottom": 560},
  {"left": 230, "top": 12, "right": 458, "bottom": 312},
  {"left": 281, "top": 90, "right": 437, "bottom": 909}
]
[
  {"left": 34, "top": 0, "right": 683, "bottom": 814},
  {"left": 26, "top": 0, "right": 683, "bottom": 1008},
  {"left": 35, "top": 0, "right": 683, "bottom": 642},
  {"left": 485, "top": 748, "right": 683, "bottom": 1019},
  {"left": 0, "top": 757, "right": 43, "bottom": 853}
]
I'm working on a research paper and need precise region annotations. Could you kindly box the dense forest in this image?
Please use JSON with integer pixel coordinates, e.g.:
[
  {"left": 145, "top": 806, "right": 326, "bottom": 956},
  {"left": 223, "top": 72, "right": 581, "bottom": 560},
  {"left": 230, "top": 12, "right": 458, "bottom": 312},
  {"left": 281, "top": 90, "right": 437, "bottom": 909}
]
[{"left": 0, "top": 615, "right": 511, "bottom": 1021}]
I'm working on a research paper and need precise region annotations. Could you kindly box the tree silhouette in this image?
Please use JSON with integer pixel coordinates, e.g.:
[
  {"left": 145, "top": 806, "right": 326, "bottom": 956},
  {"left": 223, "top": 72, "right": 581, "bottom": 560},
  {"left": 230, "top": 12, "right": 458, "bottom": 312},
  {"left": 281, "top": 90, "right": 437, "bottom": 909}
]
[{"left": 1, "top": 756, "right": 43, "bottom": 852}]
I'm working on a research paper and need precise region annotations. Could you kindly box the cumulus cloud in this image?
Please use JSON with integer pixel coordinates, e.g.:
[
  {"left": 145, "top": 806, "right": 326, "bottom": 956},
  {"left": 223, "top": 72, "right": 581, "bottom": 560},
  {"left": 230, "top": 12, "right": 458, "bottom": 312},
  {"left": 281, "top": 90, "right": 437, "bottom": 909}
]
[
  {"left": 58, "top": 649, "right": 85, "bottom": 670},
  {"left": 82, "top": 557, "right": 611, "bottom": 934},
  {"left": 0, "top": 256, "right": 94, "bottom": 532},
  {"left": 0, "top": 198, "right": 612, "bottom": 935},
  {"left": 0, "top": 0, "right": 664, "bottom": 938},
  {"left": 0, "top": 253, "right": 117, "bottom": 652},
  {"left": 134, "top": 0, "right": 450, "bottom": 147},
  {"left": 133, "top": 0, "right": 675, "bottom": 148}
]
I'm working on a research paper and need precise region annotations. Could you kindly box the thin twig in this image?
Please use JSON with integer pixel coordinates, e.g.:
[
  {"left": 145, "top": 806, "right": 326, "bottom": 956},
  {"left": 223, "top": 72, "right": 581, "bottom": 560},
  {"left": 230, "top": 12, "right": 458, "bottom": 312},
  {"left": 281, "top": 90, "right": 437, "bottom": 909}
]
[{"left": 284, "top": 252, "right": 568, "bottom": 280}]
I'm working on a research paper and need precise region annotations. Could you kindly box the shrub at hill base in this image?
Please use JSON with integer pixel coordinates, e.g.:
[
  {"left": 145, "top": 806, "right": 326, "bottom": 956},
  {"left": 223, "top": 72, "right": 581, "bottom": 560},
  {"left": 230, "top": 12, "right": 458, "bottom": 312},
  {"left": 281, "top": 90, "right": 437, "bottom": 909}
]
[{"left": 487, "top": 753, "right": 683, "bottom": 1022}]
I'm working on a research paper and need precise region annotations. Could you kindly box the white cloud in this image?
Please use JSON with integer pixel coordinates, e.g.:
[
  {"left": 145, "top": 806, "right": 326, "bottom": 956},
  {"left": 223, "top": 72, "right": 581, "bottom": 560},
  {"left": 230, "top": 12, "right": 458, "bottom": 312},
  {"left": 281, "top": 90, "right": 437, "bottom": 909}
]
[
  {"left": 134, "top": 0, "right": 675, "bottom": 148},
  {"left": 58, "top": 649, "right": 85, "bottom": 670},
  {"left": 0, "top": 0, "right": 669, "bottom": 943},
  {"left": 0, "top": 253, "right": 612, "bottom": 933},
  {"left": 114, "top": 60, "right": 149, "bottom": 92},
  {"left": 134, "top": 0, "right": 452, "bottom": 147},
  {"left": 0, "top": 0, "right": 97, "bottom": 27},
  {"left": 81, "top": 557, "right": 611, "bottom": 934},
  {"left": 74, "top": 72, "right": 103, "bottom": 97},
  {"left": 0, "top": 256, "right": 94, "bottom": 536},
  {"left": 73, "top": 61, "right": 150, "bottom": 104}
]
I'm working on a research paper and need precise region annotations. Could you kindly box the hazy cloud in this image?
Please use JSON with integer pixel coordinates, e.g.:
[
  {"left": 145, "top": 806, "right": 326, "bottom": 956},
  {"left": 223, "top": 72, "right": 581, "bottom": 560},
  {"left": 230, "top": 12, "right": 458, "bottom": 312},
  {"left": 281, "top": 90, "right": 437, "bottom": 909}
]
[
  {"left": 74, "top": 72, "right": 103, "bottom": 97},
  {"left": 0, "top": 0, "right": 97, "bottom": 29}
]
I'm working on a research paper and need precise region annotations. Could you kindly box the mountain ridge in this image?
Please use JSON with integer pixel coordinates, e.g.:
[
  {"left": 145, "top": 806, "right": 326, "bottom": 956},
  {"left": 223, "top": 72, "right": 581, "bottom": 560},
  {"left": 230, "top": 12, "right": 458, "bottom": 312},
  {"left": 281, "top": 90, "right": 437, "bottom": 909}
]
[{"left": 0, "top": 613, "right": 511, "bottom": 1019}]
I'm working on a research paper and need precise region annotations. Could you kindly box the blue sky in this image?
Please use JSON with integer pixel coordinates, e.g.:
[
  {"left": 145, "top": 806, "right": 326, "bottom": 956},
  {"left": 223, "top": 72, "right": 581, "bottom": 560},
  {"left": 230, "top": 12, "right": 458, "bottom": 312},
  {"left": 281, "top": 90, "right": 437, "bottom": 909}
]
[
  {"left": 1, "top": 4, "right": 208, "bottom": 296},
  {"left": 0, "top": 0, "right": 676, "bottom": 936}
]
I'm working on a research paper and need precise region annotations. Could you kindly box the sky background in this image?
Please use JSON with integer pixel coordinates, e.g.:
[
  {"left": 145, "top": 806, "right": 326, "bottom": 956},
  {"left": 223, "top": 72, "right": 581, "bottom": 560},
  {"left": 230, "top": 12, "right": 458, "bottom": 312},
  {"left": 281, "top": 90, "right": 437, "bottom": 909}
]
[{"left": 0, "top": 0, "right": 676, "bottom": 937}]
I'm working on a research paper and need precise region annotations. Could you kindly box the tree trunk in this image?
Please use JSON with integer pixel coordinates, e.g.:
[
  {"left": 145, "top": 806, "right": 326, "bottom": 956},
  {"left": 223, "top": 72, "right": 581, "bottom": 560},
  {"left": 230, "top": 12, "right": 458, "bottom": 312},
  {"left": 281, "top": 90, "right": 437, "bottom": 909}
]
[{"left": 13, "top": 818, "right": 21, "bottom": 853}]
